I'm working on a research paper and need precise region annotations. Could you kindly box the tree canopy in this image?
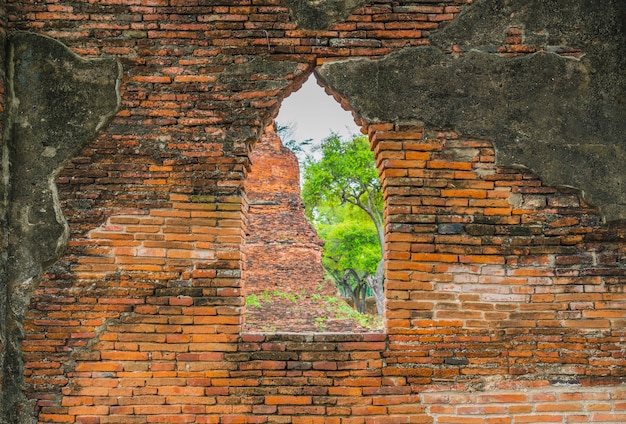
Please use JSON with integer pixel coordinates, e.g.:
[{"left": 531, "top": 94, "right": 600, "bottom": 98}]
[
  {"left": 301, "top": 133, "right": 384, "bottom": 314},
  {"left": 316, "top": 203, "right": 380, "bottom": 277}
]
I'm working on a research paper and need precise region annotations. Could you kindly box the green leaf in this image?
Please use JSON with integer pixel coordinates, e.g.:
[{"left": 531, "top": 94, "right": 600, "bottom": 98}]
[{"left": 301, "top": 133, "right": 383, "bottom": 285}]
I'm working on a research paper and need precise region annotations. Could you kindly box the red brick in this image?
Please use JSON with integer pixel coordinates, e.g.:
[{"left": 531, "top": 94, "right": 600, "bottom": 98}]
[
  {"left": 265, "top": 396, "right": 312, "bottom": 405},
  {"left": 11, "top": 5, "right": 625, "bottom": 424}
]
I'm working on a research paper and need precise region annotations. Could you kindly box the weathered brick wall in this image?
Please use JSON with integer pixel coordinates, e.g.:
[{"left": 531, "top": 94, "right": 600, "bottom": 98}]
[
  {"left": 372, "top": 123, "right": 625, "bottom": 384},
  {"left": 0, "top": 0, "right": 6, "bottom": 401},
  {"left": 244, "top": 124, "right": 326, "bottom": 299},
  {"left": 1, "top": 0, "right": 624, "bottom": 423}
]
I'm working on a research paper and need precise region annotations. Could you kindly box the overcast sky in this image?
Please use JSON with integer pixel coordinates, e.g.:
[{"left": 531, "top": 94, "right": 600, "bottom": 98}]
[{"left": 276, "top": 76, "right": 361, "bottom": 150}]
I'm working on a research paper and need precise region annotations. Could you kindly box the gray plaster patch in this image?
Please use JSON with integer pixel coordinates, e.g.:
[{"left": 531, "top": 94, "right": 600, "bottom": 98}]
[
  {"left": 283, "top": 0, "right": 368, "bottom": 30},
  {"left": 1, "top": 32, "right": 121, "bottom": 423},
  {"left": 316, "top": 0, "right": 626, "bottom": 222}
]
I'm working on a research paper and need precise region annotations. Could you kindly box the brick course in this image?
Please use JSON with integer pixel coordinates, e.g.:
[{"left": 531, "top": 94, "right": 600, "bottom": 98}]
[{"left": 1, "top": 0, "right": 624, "bottom": 422}]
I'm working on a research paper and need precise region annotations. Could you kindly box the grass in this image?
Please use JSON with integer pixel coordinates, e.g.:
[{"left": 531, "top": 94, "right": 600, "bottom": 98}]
[
  {"left": 323, "top": 295, "right": 383, "bottom": 330},
  {"left": 245, "top": 289, "right": 383, "bottom": 332},
  {"left": 245, "top": 293, "right": 262, "bottom": 308}
]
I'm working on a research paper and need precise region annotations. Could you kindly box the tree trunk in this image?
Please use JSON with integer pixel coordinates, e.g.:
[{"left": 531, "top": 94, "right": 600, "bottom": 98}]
[
  {"left": 366, "top": 259, "right": 385, "bottom": 316},
  {"left": 337, "top": 268, "right": 367, "bottom": 313},
  {"left": 353, "top": 195, "right": 385, "bottom": 316}
]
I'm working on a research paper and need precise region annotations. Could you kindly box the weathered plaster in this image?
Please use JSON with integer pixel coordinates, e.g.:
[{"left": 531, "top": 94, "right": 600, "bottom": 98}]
[
  {"left": 316, "top": 0, "right": 626, "bottom": 221},
  {"left": 1, "top": 32, "right": 120, "bottom": 423},
  {"left": 283, "top": 0, "right": 368, "bottom": 30}
]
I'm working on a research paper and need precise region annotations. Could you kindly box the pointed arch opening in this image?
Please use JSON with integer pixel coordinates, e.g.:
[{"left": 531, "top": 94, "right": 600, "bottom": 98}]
[{"left": 242, "top": 74, "right": 385, "bottom": 334}]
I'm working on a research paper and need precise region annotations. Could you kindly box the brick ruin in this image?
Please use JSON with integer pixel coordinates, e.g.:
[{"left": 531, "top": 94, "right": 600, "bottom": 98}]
[
  {"left": 243, "top": 124, "right": 372, "bottom": 333},
  {"left": 0, "top": 0, "right": 625, "bottom": 423}
]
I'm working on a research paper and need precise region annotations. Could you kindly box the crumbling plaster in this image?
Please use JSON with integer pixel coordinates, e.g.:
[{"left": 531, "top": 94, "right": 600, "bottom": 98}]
[
  {"left": 316, "top": 0, "right": 626, "bottom": 221},
  {"left": 0, "top": 0, "right": 623, "bottom": 422},
  {"left": 1, "top": 32, "right": 121, "bottom": 423},
  {"left": 283, "top": 0, "right": 369, "bottom": 31}
]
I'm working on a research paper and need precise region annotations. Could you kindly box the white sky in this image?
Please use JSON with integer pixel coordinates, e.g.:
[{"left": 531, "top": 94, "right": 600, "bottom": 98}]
[{"left": 276, "top": 76, "right": 361, "bottom": 150}]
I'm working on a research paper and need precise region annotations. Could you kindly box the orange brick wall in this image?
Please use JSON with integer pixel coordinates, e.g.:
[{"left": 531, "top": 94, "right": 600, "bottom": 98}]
[
  {"left": 371, "top": 124, "right": 626, "bottom": 384},
  {"left": 2, "top": 0, "right": 624, "bottom": 423}
]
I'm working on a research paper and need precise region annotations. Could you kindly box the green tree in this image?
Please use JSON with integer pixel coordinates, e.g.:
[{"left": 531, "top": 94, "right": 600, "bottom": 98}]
[{"left": 302, "top": 133, "right": 384, "bottom": 315}]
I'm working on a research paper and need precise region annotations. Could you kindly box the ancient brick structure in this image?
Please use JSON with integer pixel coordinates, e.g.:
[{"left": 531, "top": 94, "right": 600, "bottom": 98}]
[
  {"left": 0, "top": 0, "right": 625, "bottom": 423},
  {"left": 244, "top": 125, "right": 326, "bottom": 301},
  {"left": 243, "top": 124, "right": 367, "bottom": 333}
]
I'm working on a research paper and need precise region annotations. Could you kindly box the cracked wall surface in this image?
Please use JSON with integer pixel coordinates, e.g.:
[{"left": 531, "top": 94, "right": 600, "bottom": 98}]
[
  {"left": 0, "top": 0, "right": 624, "bottom": 422},
  {"left": 1, "top": 32, "right": 120, "bottom": 423},
  {"left": 317, "top": 0, "right": 626, "bottom": 221},
  {"left": 283, "top": 0, "right": 369, "bottom": 30}
]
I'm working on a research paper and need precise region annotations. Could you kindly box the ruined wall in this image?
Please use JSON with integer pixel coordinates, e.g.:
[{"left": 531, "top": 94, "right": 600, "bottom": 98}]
[
  {"left": 0, "top": 0, "right": 6, "bottom": 411},
  {"left": 243, "top": 124, "right": 338, "bottom": 333},
  {"left": 1, "top": 31, "right": 121, "bottom": 422},
  {"left": 0, "top": 0, "right": 624, "bottom": 423},
  {"left": 318, "top": 0, "right": 626, "bottom": 222}
]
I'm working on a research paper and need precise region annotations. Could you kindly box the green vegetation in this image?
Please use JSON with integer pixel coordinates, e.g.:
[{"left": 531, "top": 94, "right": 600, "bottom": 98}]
[
  {"left": 323, "top": 295, "right": 383, "bottom": 329},
  {"left": 301, "top": 133, "right": 385, "bottom": 315},
  {"left": 246, "top": 290, "right": 300, "bottom": 308},
  {"left": 314, "top": 316, "right": 327, "bottom": 331},
  {"left": 245, "top": 293, "right": 262, "bottom": 308},
  {"left": 245, "top": 290, "right": 383, "bottom": 332}
]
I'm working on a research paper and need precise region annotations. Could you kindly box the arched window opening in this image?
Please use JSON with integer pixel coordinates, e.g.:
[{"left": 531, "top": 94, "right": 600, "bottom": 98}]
[{"left": 242, "top": 76, "right": 385, "bottom": 333}]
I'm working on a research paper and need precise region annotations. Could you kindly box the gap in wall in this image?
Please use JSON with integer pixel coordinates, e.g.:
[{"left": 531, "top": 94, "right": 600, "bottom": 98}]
[{"left": 242, "top": 75, "right": 385, "bottom": 334}]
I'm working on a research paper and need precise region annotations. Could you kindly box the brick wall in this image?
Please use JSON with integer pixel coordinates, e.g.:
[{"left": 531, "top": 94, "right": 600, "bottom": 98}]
[
  {"left": 2, "top": 0, "right": 624, "bottom": 423},
  {"left": 0, "top": 0, "right": 7, "bottom": 399},
  {"left": 372, "top": 124, "right": 625, "bottom": 384}
]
